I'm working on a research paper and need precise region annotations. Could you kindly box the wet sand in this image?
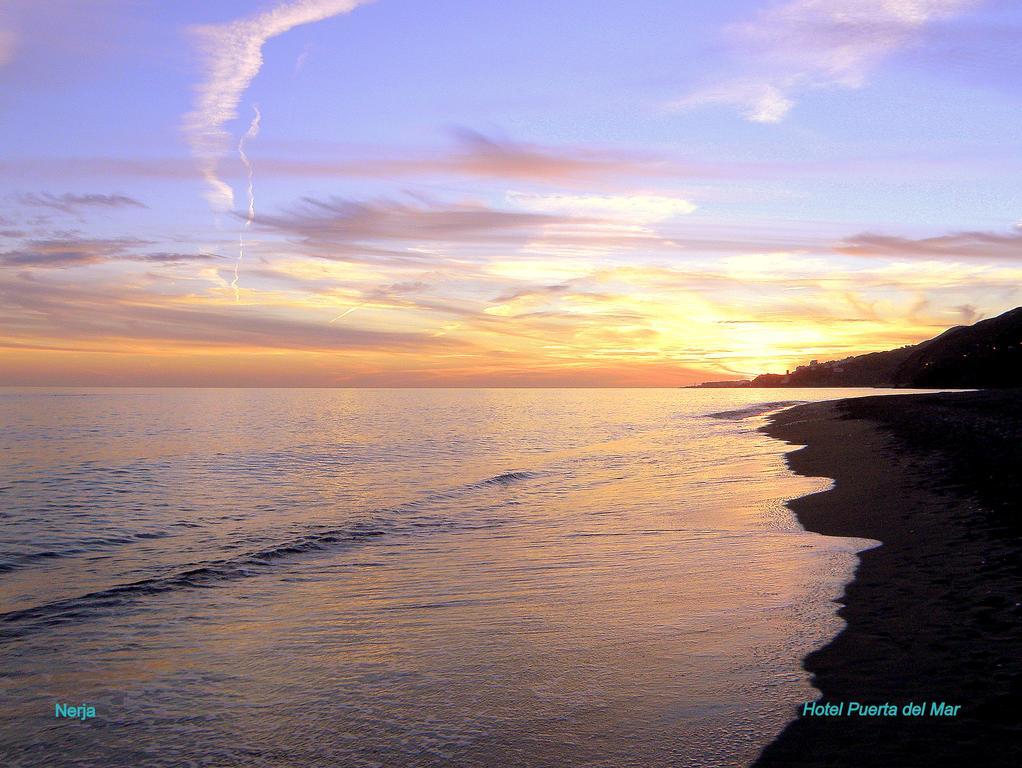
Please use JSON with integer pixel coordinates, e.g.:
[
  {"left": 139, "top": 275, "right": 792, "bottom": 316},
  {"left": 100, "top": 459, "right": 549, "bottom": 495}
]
[{"left": 754, "top": 391, "right": 1022, "bottom": 768}]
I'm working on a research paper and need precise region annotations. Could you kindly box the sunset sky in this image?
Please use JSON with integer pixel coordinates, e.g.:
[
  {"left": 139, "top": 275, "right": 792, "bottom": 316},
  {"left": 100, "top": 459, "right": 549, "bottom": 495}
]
[{"left": 1, "top": 0, "right": 1020, "bottom": 386}]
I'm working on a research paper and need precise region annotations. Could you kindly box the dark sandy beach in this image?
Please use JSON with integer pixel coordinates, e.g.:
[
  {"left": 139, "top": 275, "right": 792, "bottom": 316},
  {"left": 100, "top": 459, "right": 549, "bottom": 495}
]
[{"left": 754, "top": 391, "right": 1022, "bottom": 767}]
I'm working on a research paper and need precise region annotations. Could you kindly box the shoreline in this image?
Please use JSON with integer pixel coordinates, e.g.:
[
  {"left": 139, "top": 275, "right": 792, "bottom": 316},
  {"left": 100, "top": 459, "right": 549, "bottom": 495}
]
[{"left": 753, "top": 391, "right": 1021, "bottom": 767}]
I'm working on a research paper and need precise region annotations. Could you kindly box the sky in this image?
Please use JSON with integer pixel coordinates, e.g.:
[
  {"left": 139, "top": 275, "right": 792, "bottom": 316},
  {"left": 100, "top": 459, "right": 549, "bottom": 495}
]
[{"left": 1, "top": 0, "right": 1020, "bottom": 386}]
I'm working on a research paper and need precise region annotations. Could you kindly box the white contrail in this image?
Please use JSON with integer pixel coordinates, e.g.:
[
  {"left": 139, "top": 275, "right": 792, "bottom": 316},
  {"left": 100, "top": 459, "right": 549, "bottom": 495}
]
[
  {"left": 232, "top": 105, "right": 261, "bottom": 302},
  {"left": 232, "top": 234, "right": 245, "bottom": 303},
  {"left": 239, "top": 105, "right": 261, "bottom": 224},
  {"left": 183, "top": 0, "right": 374, "bottom": 213},
  {"left": 329, "top": 305, "right": 363, "bottom": 323}
]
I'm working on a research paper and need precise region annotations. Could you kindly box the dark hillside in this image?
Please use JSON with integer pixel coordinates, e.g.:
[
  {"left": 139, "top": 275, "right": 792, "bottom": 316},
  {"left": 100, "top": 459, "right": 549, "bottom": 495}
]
[{"left": 891, "top": 307, "right": 1022, "bottom": 388}]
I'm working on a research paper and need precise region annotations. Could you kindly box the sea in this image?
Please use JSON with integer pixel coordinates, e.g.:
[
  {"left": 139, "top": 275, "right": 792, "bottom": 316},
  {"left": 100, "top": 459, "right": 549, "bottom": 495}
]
[{"left": 0, "top": 388, "right": 902, "bottom": 767}]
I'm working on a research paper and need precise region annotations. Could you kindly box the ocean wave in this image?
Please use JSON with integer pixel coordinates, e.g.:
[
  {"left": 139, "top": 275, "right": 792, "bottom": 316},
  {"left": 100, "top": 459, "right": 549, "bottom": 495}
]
[
  {"left": 473, "top": 470, "right": 540, "bottom": 487},
  {"left": 706, "top": 401, "right": 807, "bottom": 420},
  {"left": 0, "top": 467, "right": 545, "bottom": 639},
  {"left": 0, "top": 523, "right": 388, "bottom": 639},
  {"left": 0, "top": 531, "right": 174, "bottom": 574}
]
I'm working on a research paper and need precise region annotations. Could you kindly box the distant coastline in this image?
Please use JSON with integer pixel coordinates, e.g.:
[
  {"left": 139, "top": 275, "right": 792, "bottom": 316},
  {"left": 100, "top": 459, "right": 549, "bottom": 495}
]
[
  {"left": 689, "top": 306, "right": 1022, "bottom": 389},
  {"left": 753, "top": 391, "right": 1022, "bottom": 767}
]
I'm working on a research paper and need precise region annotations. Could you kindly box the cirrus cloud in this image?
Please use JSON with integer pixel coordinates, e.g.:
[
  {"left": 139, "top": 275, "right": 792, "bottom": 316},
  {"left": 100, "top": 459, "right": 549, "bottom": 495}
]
[
  {"left": 836, "top": 229, "right": 1022, "bottom": 260},
  {"left": 506, "top": 191, "right": 697, "bottom": 223},
  {"left": 673, "top": 0, "right": 980, "bottom": 123},
  {"left": 15, "top": 192, "right": 146, "bottom": 214},
  {"left": 0, "top": 236, "right": 217, "bottom": 269}
]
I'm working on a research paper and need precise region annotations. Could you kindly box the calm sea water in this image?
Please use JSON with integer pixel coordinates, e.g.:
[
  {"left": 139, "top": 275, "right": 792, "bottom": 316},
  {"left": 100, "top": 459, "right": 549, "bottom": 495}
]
[{"left": 0, "top": 388, "right": 895, "bottom": 767}]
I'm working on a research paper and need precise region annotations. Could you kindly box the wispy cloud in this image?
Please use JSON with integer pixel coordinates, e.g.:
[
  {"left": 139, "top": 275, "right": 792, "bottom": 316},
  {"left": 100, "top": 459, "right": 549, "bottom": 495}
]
[
  {"left": 248, "top": 192, "right": 689, "bottom": 268},
  {"left": 674, "top": 0, "right": 979, "bottom": 122},
  {"left": 506, "top": 192, "right": 696, "bottom": 224},
  {"left": 423, "top": 129, "right": 668, "bottom": 184},
  {"left": 0, "top": 237, "right": 146, "bottom": 268},
  {"left": 253, "top": 195, "right": 576, "bottom": 256},
  {"left": 0, "top": 129, "right": 680, "bottom": 186},
  {"left": 0, "top": 236, "right": 215, "bottom": 269},
  {"left": 836, "top": 229, "right": 1022, "bottom": 259},
  {"left": 15, "top": 192, "right": 146, "bottom": 214},
  {"left": 0, "top": 273, "right": 466, "bottom": 357},
  {"left": 12, "top": 129, "right": 1013, "bottom": 185},
  {"left": 184, "top": 0, "right": 373, "bottom": 211}
]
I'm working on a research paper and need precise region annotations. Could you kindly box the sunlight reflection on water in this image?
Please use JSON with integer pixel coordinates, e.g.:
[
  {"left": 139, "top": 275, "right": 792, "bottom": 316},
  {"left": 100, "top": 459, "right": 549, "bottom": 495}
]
[{"left": 0, "top": 388, "right": 898, "bottom": 767}]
